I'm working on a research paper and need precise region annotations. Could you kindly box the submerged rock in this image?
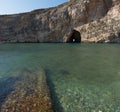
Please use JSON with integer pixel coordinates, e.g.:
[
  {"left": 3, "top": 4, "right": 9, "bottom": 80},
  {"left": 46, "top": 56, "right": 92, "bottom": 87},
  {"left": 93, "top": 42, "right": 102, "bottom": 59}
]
[
  {"left": 0, "top": 68, "right": 53, "bottom": 112},
  {"left": 0, "top": 0, "right": 119, "bottom": 43}
]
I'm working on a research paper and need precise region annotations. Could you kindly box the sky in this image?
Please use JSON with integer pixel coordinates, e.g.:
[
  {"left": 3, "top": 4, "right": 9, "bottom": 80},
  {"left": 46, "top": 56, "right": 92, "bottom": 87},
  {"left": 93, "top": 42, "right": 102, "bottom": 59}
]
[{"left": 0, "top": 0, "right": 67, "bottom": 15}]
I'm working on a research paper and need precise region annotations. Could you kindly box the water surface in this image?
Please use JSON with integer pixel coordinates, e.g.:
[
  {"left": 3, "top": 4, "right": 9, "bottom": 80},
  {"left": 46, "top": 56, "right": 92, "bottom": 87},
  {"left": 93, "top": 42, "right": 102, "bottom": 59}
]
[{"left": 0, "top": 43, "right": 120, "bottom": 112}]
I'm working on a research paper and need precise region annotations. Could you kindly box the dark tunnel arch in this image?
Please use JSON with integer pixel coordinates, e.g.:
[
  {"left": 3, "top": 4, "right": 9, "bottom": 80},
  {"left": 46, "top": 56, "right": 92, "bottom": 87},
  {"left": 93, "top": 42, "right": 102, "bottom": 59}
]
[{"left": 66, "top": 30, "right": 81, "bottom": 43}]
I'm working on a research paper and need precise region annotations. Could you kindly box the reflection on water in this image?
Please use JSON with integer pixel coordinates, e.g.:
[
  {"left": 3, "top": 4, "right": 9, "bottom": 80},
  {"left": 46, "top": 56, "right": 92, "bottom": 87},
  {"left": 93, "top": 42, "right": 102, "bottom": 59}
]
[{"left": 0, "top": 43, "right": 120, "bottom": 112}]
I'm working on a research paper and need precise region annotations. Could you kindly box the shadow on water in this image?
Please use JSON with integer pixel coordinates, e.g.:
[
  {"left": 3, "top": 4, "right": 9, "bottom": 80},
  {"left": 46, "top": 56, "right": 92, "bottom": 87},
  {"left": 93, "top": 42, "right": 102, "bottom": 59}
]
[
  {"left": 45, "top": 69, "right": 64, "bottom": 112},
  {"left": 0, "top": 77, "right": 18, "bottom": 110}
]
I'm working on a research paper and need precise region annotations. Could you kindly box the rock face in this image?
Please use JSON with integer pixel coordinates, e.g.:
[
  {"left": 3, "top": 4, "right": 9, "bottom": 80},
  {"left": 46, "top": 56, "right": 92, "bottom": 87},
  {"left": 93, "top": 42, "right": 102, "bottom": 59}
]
[
  {"left": 0, "top": 0, "right": 119, "bottom": 43},
  {"left": 76, "top": 1, "right": 120, "bottom": 43}
]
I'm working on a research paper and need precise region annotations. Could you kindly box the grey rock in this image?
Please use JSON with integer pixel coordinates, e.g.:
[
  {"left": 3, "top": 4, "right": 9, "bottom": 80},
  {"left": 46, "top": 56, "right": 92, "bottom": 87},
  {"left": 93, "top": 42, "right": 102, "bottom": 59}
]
[{"left": 0, "top": 0, "right": 119, "bottom": 43}]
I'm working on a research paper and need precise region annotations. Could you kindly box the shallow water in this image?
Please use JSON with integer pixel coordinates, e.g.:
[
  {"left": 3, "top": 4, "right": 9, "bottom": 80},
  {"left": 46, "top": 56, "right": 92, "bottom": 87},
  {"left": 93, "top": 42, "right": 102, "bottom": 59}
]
[{"left": 0, "top": 43, "right": 120, "bottom": 112}]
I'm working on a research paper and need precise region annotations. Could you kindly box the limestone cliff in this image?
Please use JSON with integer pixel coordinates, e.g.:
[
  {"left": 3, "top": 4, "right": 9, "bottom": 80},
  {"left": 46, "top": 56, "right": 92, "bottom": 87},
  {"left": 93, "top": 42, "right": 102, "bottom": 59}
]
[
  {"left": 76, "top": 0, "right": 120, "bottom": 43},
  {"left": 0, "top": 0, "right": 119, "bottom": 43}
]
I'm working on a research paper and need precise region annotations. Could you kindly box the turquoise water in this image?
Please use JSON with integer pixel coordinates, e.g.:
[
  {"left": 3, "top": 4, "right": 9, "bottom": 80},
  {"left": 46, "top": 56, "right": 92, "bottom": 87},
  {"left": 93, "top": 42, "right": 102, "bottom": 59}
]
[{"left": 0, "top": 43, "right": 120, "bottom": 112}]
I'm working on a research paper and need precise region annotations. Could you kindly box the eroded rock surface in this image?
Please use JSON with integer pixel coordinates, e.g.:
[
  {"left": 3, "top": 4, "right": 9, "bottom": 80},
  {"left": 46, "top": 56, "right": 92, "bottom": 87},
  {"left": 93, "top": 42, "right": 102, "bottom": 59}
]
[
  {"left": 0, "top": 68, "right": 53, "bottom": 112},
  {"left": 76, "top": 1, "right": 120, "bottom": 43},
  {"left": 0, "top": 0, "right": 118, "bottom": 43}
]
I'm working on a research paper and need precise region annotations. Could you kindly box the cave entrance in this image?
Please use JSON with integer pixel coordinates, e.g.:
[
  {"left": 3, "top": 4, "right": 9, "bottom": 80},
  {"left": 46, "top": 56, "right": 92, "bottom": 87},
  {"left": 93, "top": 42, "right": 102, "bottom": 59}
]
[{"left": 67, "top": 30, "right": 81, "bottom": 43}]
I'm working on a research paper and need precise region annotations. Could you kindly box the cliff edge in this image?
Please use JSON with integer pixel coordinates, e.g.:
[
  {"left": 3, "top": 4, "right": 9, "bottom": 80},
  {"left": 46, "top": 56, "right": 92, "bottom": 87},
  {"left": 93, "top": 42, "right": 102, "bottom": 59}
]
[{"left": 0, "top": 0, "right": 119, "bottom": 43}]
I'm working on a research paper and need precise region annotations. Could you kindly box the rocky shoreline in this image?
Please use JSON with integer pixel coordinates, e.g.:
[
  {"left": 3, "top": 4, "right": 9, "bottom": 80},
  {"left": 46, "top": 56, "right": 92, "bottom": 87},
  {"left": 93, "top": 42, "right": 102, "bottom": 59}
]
[{"left": 0, "top": 0, "right": 120, "bottom": 43}]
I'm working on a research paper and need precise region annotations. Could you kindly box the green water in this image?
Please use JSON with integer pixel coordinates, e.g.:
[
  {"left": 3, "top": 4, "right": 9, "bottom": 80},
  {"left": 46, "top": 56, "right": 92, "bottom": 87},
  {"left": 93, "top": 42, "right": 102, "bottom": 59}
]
[{"left": 0, "top": 43, "right": 120, "bottom": 112}]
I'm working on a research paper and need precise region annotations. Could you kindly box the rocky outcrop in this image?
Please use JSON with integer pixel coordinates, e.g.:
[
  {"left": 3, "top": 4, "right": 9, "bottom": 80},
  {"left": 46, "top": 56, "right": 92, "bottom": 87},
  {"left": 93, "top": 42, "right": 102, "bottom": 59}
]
[
  {"left": 76, "top": 1, "right": 120, "bottom": 43},
  {"left": 0, "top": 0, "right": 119, "bottom": 43}
]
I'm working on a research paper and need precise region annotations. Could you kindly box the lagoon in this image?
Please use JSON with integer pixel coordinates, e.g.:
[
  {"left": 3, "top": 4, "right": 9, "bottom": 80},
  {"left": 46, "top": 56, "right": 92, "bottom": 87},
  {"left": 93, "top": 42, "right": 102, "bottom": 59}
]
[{"left": 0, "top": 43, "right": 120, "bottom": 112}]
